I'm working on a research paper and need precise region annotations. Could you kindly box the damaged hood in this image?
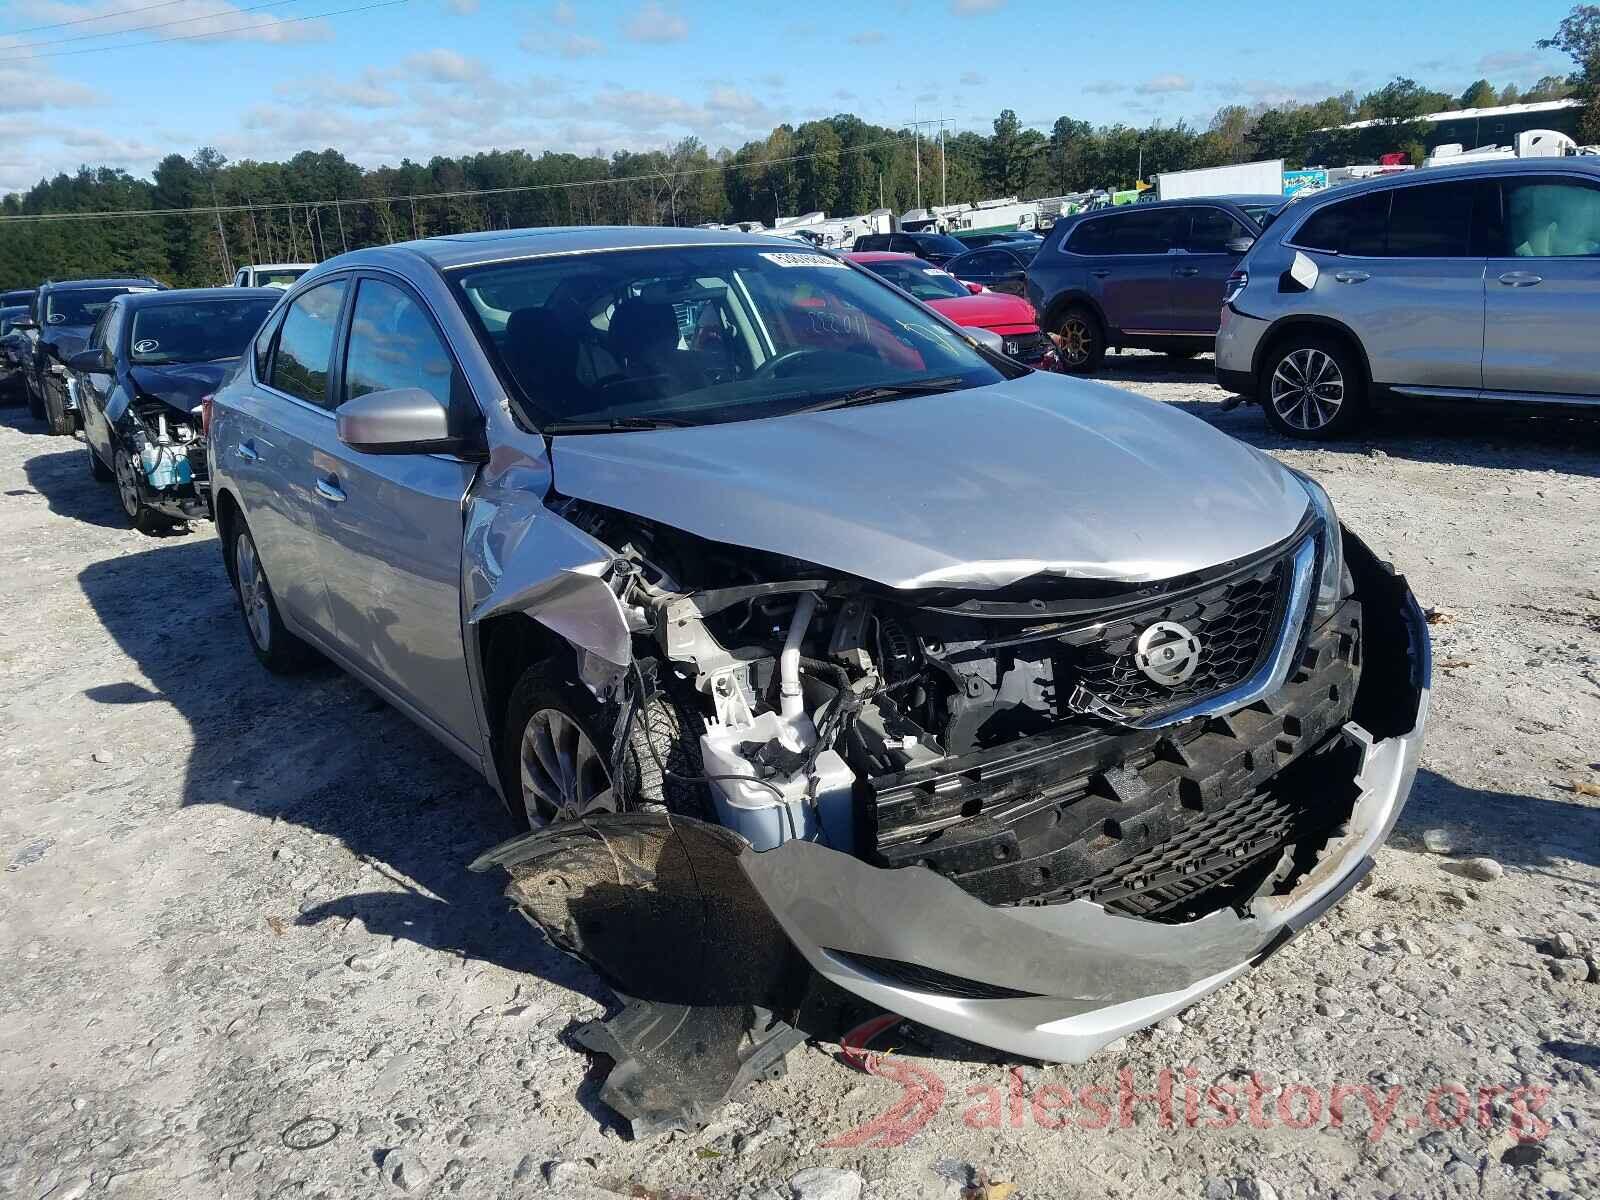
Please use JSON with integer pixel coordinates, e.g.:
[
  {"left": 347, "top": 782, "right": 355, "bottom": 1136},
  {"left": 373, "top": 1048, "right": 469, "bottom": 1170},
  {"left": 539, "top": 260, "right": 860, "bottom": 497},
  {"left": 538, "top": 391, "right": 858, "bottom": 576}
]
[
  {"left": 128, "top": 361, "right": 233, "bottom": 418},
  {"left": 550, "top": 371, "right": 1311, "bottom": 590}
]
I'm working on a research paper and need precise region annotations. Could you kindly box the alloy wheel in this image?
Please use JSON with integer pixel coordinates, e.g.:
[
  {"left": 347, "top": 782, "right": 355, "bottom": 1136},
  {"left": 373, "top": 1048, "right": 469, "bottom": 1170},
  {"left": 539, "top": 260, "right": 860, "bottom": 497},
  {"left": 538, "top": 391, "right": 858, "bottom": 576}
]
[
  {"left": 114, "top": 451, "right": 142, "bottom": 519},
  {"left": 1058, "top": 316, "right": 1094, "bottom": 366},
  {"left": 1270, "top": 348, "right": 1345, "bottom": 431},
  {"left": 519, "top": 707, "right": 616, "bottom": 828},
  {"left": 233, "top": 532, "right": 272, "bottom": 653}
]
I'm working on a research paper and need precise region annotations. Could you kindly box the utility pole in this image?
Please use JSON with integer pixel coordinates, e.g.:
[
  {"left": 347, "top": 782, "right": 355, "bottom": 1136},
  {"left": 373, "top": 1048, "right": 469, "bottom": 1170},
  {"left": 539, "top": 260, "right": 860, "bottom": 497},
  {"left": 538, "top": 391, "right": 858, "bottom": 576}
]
[
  {"left": 334, "top": 197, "right": 348, "bottom": 253},
  {"left": 210, "top": 184, "right": 233, "bottom": 280},
  {"left": 1136, "top": 145, "right": 1143, "bottom": 187},
  {"left": 913, "top": 104, "right": 921, "bottom": 212},
  {"left": 940, "top": 117, "right": 947, "bottom": 208}
]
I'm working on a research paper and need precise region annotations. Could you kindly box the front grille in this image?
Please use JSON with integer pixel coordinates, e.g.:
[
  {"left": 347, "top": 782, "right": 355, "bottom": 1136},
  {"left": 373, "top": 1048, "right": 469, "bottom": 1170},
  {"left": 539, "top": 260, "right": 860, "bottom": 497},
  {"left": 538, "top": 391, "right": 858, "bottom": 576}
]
[
  {"left": 1002, "top": 330, "right": 1049, "bottom": 362},
  {"left": 1059, "top": 552, "right": 1290, "bottom": 714}
]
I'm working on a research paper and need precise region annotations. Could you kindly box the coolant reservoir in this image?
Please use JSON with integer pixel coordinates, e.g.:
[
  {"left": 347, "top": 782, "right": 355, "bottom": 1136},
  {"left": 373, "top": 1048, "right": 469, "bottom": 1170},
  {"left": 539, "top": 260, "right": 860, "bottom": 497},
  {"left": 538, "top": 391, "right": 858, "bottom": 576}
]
[{"left": 699, "top": 711, "right": 855, "bottom": 854}]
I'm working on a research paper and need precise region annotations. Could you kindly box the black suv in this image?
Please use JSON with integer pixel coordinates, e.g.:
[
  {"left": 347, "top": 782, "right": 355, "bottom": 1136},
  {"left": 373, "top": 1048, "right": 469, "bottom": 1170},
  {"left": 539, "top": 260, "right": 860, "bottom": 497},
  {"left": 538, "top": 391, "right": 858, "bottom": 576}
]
[
  {"left": 26, "top": 276, "right": 165, "bottom": 432},
  {"left": 1025, "top": 195, "right": 1282, "bottom": 373},
  {"left": 851, "top": 230, "right": 969, "bottom": 266}
]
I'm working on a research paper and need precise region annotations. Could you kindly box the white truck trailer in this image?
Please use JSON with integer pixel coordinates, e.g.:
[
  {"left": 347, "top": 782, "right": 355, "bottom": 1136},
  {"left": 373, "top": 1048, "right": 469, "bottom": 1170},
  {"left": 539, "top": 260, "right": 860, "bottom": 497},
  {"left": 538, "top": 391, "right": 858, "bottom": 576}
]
[{"left": 1151, "top": 159, "right": 1285, "bottom": 200}]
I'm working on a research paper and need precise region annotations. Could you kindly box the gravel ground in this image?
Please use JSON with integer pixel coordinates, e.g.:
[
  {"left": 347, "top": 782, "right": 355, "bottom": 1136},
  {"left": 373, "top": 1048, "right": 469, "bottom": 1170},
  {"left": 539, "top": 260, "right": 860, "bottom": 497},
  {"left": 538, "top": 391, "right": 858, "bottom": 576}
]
[{"left": 1, "top": 356, "right": 1597, "bottom": 1200}]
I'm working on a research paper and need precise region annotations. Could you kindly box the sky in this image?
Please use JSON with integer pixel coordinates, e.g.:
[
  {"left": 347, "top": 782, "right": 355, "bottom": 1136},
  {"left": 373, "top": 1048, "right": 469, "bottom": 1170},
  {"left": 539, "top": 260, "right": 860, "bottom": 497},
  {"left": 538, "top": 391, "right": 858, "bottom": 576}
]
[{"left": 0, "top": 0, "right": 1581, "bottom": 196}]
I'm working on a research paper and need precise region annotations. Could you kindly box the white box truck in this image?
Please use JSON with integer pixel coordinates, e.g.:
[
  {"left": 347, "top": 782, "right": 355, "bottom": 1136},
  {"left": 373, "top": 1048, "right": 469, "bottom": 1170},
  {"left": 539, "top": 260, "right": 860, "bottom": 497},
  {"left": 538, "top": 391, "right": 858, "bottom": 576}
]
[{"left": 1152, "top": 159, "right": 1284, "bottom": 200}]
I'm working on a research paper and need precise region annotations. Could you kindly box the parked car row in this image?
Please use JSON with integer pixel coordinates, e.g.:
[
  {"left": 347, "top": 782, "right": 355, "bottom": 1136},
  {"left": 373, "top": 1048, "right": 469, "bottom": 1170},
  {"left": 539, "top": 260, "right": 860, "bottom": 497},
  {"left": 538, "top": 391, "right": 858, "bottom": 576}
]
[
  {"left": 8, "top": 227, "right": 1431, "bottom": 1126},
  {"left": 1023, "top": 159, "right": 1600, "bottom": 438}
]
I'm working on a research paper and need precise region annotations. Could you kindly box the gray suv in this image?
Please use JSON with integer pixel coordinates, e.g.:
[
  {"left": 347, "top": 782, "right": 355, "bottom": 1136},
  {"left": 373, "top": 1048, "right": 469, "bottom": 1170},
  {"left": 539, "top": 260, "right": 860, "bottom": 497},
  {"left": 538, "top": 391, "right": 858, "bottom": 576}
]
[
  {"left": 1218, "top": 159, "right": 1600, "bottom": 438},
  {"left": 208, "top": 227, "right": 1428, "bottom": 1124},
  {"left": 1026, "top": 195, "right": 1283, "bottom": 372}
]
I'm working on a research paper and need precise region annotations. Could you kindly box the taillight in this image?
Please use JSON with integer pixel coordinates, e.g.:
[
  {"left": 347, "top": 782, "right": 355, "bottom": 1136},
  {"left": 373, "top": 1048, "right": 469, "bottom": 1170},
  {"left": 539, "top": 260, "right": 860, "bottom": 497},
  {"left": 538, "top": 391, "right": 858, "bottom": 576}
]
[
  {"left": 1222, "top": 270, "right": 1248, "bottom": 307},
  {"left": 200, "top": 394, "right": 214, "bottom": 434}
]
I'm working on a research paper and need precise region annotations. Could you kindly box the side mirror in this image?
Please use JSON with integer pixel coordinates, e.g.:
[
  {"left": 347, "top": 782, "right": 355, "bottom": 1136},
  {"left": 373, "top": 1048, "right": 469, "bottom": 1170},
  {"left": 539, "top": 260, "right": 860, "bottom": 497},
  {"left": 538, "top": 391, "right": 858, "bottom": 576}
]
[
  {"left": 965, "top": 281, "right": 986, "bottom": 294},
  {"left": 1225, "top": 236, "right": 1256, "bottom": 255},
  {"left": 967, "top": 328, "right": 1005, "bottom": 353},
  {"left": 336, "top": 386, "right": 483, "bottom": 457},
  {"left": 67, "top": 347, "right": 109, "bottom": 373},
  {"left": 10, "top": 316, "right": 36, "bottom": 331}
]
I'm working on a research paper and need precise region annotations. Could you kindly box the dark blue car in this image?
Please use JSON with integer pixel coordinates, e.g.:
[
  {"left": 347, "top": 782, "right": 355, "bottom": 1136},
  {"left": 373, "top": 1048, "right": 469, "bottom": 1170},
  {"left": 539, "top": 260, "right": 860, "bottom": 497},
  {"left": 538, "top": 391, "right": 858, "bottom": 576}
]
[{"left": 69, "top": 287, "right": 280, "bottom": 532}]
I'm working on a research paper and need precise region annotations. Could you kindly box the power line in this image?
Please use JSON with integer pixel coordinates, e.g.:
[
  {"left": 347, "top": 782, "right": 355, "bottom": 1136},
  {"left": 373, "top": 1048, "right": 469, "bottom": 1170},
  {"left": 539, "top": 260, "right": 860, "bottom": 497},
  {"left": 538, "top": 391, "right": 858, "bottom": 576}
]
[
  {"left": 24, "top": 0, "right": 409, "bottom": 60},
  {"left": 11, "top": 0, "right": 196, "bottom": 36},
  {"left": 0, "top": 131, "right": 918, "bottom": 224},
  {"left": 16, "top": 0, "right": 305, "bottom": 52}
]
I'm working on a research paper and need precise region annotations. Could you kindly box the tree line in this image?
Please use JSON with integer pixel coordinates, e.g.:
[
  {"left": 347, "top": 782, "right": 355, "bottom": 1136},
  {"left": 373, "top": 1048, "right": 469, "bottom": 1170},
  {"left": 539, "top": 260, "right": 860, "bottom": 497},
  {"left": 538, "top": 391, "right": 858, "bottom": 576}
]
[{"left": 0, "top": 23, "right": 1592, "bottom": 289}]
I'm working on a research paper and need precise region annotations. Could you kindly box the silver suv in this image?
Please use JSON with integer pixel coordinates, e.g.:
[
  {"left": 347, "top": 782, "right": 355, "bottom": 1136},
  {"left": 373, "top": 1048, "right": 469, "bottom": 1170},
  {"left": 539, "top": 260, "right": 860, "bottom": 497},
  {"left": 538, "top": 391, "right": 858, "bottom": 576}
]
[
  {"left": 207, "top": 228, "right": 1428, "bottom": 1123},
  {"left": 1217, "top": 159, "right": 1600, "bottom": 438}
]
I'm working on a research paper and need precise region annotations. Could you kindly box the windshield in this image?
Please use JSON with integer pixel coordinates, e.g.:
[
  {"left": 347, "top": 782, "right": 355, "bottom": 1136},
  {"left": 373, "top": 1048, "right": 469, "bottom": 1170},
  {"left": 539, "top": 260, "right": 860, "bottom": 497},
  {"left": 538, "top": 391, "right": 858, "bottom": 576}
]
[
  {"left": 915, "top": 233, "right": 968, "bottom": 256},
  {"left": 451, "top": 245, "right": 1011, "bottom": 429},
  {"left": 256, "top": 268, "right": 309, "bottom": 289},
  {"left": 46, "top": 286, "right": 148, "bottom": 327},
  {"left": 858, "top": 259, "right": 971, "bottom": 301},
  {"left": 129, "top": 298, "right": 279, "bottom": 365}
]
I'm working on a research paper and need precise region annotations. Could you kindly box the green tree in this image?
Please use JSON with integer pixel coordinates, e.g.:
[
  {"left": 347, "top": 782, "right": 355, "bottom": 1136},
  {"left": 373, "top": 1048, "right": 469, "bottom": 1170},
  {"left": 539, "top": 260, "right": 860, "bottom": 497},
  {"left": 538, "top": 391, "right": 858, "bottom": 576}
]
[
  {"left": 1459, "top": 79, "right": 1498, "bottom": 108},
  {"left": 1538, "top": 4, "right": 1600, "bottom": 139}
]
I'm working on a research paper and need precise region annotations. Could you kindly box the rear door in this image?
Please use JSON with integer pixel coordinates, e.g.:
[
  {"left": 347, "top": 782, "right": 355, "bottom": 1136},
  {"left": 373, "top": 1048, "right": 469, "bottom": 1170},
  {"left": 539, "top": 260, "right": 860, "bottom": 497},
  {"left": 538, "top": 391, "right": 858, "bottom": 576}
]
[
  {"left": 1169, "top": 206, "right": 1252, "bottom": 335},
  {"left": 1482, "top": 173, "right": 1600, "bottom": 399},
  {"left": 226, "top": 276, "right": 352, "bottom": 642},
  {"left": 310, "top": 272, "right": 482, "bottom": 751},
  {"left": 1287, "top": 181, "right": 1489, "bottom": 391}
]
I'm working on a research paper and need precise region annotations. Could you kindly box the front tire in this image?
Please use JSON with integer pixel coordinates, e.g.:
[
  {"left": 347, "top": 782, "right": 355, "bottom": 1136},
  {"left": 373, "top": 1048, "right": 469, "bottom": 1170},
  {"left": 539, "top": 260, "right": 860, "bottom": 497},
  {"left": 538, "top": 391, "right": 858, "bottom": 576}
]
[
  {"left": 497, "top": 662, "right": 707, "bottom": 831},
  {"left": 113, "top": 448, "right": 173, "bottom": 535},
  {"left": 1259, "top": 335, "right": 1366, "bottom": 439},
  {"left": 228, "top": 517, "right": 314, "bottom": 672},
  {"left": 1053, "top": 304, "right": 1106, "bottom": 374},
  {"left": 45, "top": 380, "right": 74, "bottom": 436}
]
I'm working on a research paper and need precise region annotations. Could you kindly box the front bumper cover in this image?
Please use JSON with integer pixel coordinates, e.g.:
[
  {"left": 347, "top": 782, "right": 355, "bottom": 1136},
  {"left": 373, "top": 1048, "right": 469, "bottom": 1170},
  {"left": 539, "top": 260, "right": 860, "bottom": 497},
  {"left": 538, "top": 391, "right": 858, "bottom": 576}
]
[{"left": 474, "top": 532, "right": 1429, "bottom": 1123}]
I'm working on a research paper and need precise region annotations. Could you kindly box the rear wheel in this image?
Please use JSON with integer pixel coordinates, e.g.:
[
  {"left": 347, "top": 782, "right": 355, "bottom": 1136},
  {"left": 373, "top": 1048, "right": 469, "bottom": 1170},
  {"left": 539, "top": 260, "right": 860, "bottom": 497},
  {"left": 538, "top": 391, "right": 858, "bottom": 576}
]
[
  {"left": 1053, "top": 304, "right": 1106, "bottom": 374},
  {"left": 1259, "top": 335, "right": 1366, "bottom": 439},
  {"left": 229, "top": 517, "right": 314, "bottom": 672},
  {"left": 497, "top": 661, "right": 707, "bottom": 830}
]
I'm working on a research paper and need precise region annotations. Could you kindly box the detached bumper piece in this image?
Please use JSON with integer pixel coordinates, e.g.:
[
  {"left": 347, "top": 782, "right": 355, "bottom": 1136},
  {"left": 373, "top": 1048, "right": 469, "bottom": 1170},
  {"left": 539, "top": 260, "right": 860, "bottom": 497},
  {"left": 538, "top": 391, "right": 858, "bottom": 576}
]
[{"left": 473, "top": 536, "right": 1429, "bottom": 1130}]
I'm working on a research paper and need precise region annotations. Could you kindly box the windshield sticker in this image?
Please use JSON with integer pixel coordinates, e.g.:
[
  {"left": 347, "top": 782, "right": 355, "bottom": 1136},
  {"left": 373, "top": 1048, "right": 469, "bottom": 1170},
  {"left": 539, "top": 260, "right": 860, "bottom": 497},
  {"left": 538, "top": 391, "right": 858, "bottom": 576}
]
[
  {"left": 759, "top": 251, "right": 847, "bottom": 269},
  {"left": 922, "top": 269, "right": 952, "bottom": 276},
  {"left": 134, "top": 338, "right": 160, "bottom": 354},
  {"left": 47, "top": 313, "right": 67, "bottom": 324},
  {"left": 128, "top": 287, "right": 160, "bottom": 293}
]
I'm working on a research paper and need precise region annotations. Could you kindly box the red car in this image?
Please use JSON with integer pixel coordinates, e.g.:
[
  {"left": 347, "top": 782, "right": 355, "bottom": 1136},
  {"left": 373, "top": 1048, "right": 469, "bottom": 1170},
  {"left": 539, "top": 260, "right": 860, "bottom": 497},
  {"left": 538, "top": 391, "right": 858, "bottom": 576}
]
[{"left": 845, "top": 251, "right": 1058, "bottom": 370}]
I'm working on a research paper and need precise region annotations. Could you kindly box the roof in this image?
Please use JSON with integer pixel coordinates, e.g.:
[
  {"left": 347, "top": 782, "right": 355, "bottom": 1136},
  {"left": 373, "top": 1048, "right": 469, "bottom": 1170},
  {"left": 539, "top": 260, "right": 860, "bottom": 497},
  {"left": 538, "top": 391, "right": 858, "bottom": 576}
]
[
  {"left": 843, "top": 251, "right": 920, "bottom": 264},
  {"left": 1327, "top": 98, "right": 1582, "bottom": 133},
  {"left": 1292, "top": 156, "right": 1600, "bottom": 204},
  {"left": 40, "top": 276, "right": 161, "bottom": 291},
  {"left": 0, "top": 304, "right": 27, "bottom": 316},
  {"left": 114, "top": 286, "right": 282, "bottom": 309},
  {"left": 313, "top": 224, "right": 827, "bottom": 275},
  {"left": 246, "top": 263, "right": 316, "bottom": 271}
]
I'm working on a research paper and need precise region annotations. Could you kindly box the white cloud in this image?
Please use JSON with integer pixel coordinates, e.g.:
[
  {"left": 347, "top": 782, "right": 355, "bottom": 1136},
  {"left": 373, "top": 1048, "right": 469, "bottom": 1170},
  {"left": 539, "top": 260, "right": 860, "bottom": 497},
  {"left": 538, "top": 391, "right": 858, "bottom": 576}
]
[
  {"left": 959, "top": 71, "right": 986, "bottom": 87},
  {"left": 623, "top": 1, "right": 688, "bottom": 44},
  {"left": 706, "top": 87, "right": 763, "bottom": 117},
  {"left": 951, "top": 0, "right": 1004, "bottom": 11},
  {"left": 8, "top": 0, "right": 332, "bottom": 46},
  {"left": 848, "top": 30, "right": 885, "bottom": 45},
  {"left": 445, "top": 0, "right": 479, "bottom": 12},
  {"left": 1134, "top": 72, "right": 1194, "bottom": 95},
  {"left": 1083, "top": 80, "right": 1126, "bottom": 95},
  {"left": 402, "top": 49, "right": 482, "bottom": 83},
  {"left": 1477, "top": 50, "right": 1545, "bottom": 74}
]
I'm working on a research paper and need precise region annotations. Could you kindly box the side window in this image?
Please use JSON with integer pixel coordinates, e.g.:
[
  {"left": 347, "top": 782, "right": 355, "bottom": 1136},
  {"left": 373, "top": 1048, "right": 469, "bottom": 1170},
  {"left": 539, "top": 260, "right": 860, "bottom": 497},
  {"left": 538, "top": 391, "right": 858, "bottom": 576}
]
[
  {"left": 1503, "top": 180, "right": 1600, "bottom": 257},
  {"left": 1111, "top": 209, "right": 1180, "bottom": 255},
  {"left": 1187, "top": 207, "right": 1247, "bottom": 253},
  {"left": 269, "top": 279, "right": 348, "bottom": 407},
  {"left": 253, "top": 306, "right": 284, "bottom": 381},
  {"left": 1386, "top": 182, "right": 1477, "bottom": 257},
  {"left": 1292, "top": 192, "right": 1389, "bottom": 256},
  {"left": 86, "top": 308, "right": 110, "bottom": 350},
  {"left": 342, "top": 278, "right": 458, "bottom": 411},
  {"left": 1066, "top": 218, "right": 1115, "bottom": 255},
  {"left": 99, "top": 306, "right": 124, "bottom": 358},
  {"left": 961, "top": 251, "right": 1005, "bottom": 274}
]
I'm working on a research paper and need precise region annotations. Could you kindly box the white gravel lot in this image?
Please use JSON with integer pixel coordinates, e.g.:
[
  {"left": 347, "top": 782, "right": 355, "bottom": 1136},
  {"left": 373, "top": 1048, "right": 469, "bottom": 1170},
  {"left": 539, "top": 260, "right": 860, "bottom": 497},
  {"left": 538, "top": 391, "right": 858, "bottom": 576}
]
[{"left": 1, "top": 355, "right": 1597, "bottom": 1200}]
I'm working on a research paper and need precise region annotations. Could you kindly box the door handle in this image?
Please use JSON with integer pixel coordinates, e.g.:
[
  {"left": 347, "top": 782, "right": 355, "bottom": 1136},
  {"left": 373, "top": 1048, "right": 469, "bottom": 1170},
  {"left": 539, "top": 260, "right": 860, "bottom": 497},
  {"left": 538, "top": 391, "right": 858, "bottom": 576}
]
[
  {"left": 1174, "top": 267, "right": 1201, "bottom": 277},
  {"left": 1333, "top": 270, "right": 1371, "bottom": 284},
  {"left": 1497, "top": 271, "right": 1543, "bottom": 287},
  {"left": 235, "top": 441, "right": 260, "bottom": 463},
  {"left": 315, "top": 476, "right": 347, "bottom": 503},
  {"left": 1090, "top": 268, "right": 1112, "bottom": 278}
]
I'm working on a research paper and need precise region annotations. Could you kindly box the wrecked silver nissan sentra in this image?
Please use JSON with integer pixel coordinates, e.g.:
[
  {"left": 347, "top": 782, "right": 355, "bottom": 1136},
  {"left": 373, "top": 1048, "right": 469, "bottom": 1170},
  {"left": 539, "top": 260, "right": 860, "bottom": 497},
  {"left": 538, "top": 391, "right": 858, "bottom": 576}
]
[{"left": 207, "top": 228, "right": 1429, "bottom": 1134}]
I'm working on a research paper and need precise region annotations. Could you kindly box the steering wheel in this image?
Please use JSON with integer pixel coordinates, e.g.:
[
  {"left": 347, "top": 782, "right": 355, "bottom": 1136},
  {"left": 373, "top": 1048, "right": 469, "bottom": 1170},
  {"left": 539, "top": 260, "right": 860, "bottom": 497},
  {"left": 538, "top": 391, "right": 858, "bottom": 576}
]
[{"left": 753, "top": 348, "right": 827, "bottom": 380}]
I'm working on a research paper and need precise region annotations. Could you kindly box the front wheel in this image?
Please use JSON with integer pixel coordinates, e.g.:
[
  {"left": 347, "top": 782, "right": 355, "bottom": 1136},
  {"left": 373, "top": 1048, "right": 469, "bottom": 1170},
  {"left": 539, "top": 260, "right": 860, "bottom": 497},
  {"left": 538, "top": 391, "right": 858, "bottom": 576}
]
[
  {"left": 497, "top": 662, "right": 707, "bottom": 830},
  {"left": 1053, "top": 304, "right": 1106, "bottom": 374},
  {"left": 114, "top": 448, "right": 172, "bottom": 535},
  {"left": 1259, "top": 336, "right": 1366, "bottom": 439},
  {"left": 45, "top": 380, "right": 75, "bottom": 436}
]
